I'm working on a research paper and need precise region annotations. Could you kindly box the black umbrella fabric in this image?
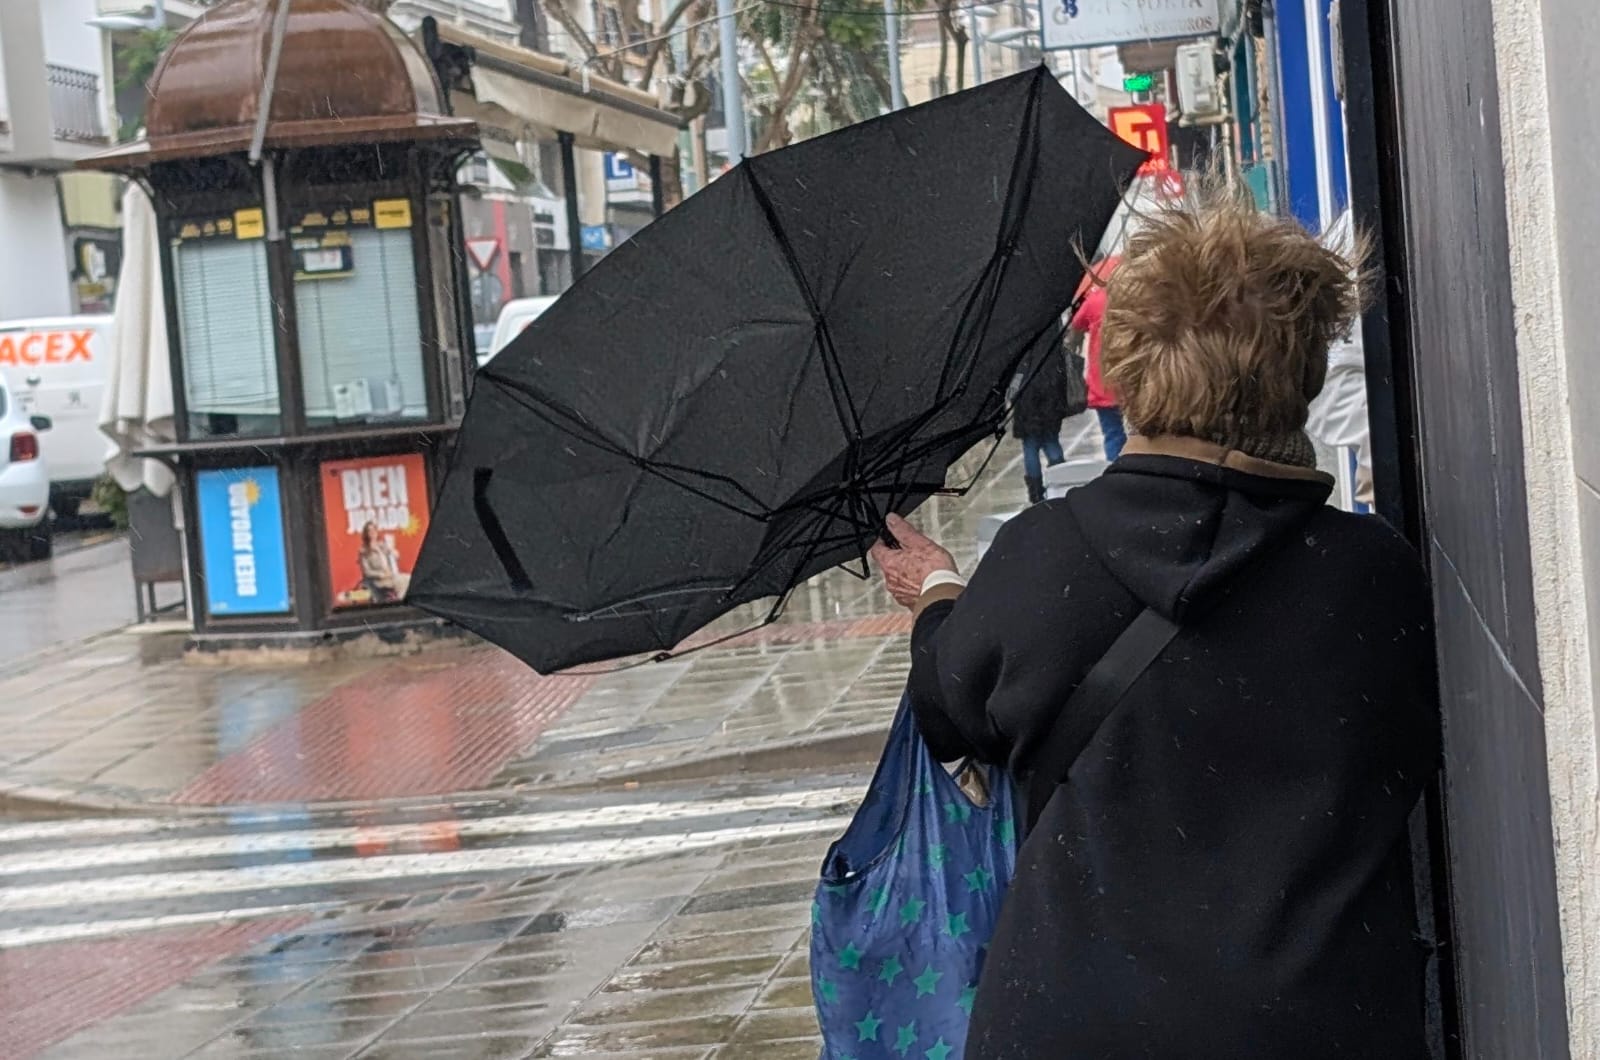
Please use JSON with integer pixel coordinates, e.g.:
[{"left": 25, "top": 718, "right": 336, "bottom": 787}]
[{"left": 411, "top": 67, "right": 1145, "bottom": 673}]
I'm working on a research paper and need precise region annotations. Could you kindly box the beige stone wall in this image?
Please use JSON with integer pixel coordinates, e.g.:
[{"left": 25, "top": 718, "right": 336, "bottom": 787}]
[{"left": 1489, "top": 0, "right": 1600, "bottom": 1048}]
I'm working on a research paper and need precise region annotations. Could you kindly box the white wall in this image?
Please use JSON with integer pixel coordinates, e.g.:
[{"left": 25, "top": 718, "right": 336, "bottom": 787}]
[
  {"left": 1490, "top": 0, "right": 1600, "bottom": 1048},
  {"left": 40, "top": 0, "right": 104, "bottom": 74},
  {"left": 0, "top": 172, "right": 73, "bottom": 320}
]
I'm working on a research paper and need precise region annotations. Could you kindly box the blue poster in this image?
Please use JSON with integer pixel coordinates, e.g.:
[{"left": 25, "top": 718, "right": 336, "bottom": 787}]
[{"left": 196, "top": 466, "right": 291, "bottom": 615}]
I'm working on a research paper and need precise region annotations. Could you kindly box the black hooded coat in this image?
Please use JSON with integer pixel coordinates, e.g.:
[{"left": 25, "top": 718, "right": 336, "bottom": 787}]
[{"left": 907, "top": 448, "right": 1439, "bottom": 1058}]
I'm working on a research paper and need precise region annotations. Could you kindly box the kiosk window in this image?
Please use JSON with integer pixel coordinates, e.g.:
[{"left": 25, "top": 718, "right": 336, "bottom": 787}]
[
  {"left": 295, "top": 223, "right": 427, "bottom": 426},
  {"left": 173, "top": 230, "right": 280, "bottom": 438}
]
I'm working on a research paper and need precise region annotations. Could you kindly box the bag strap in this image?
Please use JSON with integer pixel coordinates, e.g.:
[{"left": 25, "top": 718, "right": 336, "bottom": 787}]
[{"left": 1025, "top": 606, "right": 1180, "bottom": 820}]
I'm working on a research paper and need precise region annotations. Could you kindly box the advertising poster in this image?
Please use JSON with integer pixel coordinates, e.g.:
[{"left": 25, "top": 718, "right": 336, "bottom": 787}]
[
  {"left": 320, "top": 453, "right": 429, "bottom": 609},
  {"left": 196, "top": 466, "right": 291, "bottom": 615}
]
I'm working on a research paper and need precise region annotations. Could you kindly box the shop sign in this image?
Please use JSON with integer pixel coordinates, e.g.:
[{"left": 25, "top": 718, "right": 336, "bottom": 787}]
[
  {"left": 1108, "top": 104, "right": 1173, "bottom": 177},
  {"left": 197, "top": 466, "right": 291, "bottom": 615},
  {"left": 320, "top": 454, "right": 430, "bottom": 609},
  {"left": 1040, "top": 0, "right": 1221, "bottom": 51}
]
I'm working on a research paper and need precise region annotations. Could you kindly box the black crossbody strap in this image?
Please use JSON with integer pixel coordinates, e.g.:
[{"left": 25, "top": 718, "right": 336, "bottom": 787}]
[{"left": 1025, "top": 606, "right": 1180, "bottom": 820}]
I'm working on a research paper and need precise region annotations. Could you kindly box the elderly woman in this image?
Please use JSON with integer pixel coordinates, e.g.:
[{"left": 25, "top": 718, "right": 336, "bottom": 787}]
[{"left": 871, "top": 197, "right": 1439, "bottom": 1057}]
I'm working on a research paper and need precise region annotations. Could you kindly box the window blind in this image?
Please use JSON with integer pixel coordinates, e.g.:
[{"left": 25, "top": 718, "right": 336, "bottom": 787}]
[
  {"left": 174, "top": 238, "right": 279, "bottom": 422},
  {"left": 296, "top": 228, "right": 426, "bottom": 423}
]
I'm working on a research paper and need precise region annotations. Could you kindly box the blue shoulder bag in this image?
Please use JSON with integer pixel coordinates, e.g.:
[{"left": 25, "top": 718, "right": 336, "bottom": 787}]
[{"left": 810, "top": 607, "right": 1178, "bottom": 1059}]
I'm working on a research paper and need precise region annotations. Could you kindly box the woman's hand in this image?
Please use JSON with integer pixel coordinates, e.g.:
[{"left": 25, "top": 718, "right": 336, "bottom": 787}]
[{"left": 869, "top": 514, "right": 958, "bottom": 610}]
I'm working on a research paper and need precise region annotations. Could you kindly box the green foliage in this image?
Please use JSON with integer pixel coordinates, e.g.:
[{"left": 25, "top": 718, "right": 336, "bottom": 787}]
[
  {"left": 91, "top": 475, "right": 130, "bottom": 531},
  {"left": 115, "top": 29, "right": 176, "bottom": 141},
  {"left": 115, "top": 29, "right": 175, "bottom": 95}
]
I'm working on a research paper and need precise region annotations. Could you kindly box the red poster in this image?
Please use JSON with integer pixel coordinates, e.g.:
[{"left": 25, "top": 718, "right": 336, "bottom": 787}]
[{"left": 320, "top": 453, "right": 430, "bottom": 610}]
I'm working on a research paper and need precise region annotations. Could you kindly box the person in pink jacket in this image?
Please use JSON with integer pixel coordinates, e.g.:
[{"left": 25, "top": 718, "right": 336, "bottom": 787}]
[{"left": 1071, "top": 255, "right": 1126, "bottom": 460}]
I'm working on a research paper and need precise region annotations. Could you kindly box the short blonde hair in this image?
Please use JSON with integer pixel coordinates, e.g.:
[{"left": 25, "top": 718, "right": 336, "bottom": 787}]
[{"left": 1099, "top": 191, "right": 1364, "bottom": 445}]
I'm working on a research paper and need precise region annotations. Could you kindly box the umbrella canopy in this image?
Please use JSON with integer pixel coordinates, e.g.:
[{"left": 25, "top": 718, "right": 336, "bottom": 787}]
[
  {"left": 411, "top": 68, "right": 1145, "bottom": 673},
  {"left": 100, "top": 182, "right": 176, "bottom": 497}
]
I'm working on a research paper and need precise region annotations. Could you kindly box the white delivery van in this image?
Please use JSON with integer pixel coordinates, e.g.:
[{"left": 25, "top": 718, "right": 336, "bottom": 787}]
[
  {"left": 0, "top": 316, "right": 111, "bottom": 517},
  {"left": 481, "top": 296, "right": 559, "bottom": 367}
]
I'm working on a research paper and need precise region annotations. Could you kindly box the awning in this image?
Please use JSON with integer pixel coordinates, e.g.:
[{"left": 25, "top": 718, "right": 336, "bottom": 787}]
[{"left": 431, "top": 23, "right": 685, "bottom": 159}]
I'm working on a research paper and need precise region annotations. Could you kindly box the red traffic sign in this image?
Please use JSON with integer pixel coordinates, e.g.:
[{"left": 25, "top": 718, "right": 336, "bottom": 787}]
[{"left": 465, "top": 237, "right": 500, "bottom": 272}]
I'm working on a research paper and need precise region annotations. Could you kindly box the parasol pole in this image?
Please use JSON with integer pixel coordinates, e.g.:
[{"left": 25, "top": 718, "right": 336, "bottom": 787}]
[{"left": 250, "top": 0, "right": 294, "bottom": 241}]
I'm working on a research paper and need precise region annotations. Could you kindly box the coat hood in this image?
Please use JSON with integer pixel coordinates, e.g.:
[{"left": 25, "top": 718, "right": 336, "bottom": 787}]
[{"left": 1064, "top": 442, "right": 1333, "bottom": 623}]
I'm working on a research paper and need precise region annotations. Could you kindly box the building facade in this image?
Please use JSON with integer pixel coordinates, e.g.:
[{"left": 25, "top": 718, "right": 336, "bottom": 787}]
[{"left": 0, "top": 0, "right": 113, "bottom": 321}]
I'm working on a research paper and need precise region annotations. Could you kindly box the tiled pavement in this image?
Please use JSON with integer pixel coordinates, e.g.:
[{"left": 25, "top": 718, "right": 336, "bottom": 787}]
[
  {"left": 9, "top": 782, "right": 849, "bottom": 1059},
  {"left": 0, "top": 425, "right": 1097, "bottom": 813}
]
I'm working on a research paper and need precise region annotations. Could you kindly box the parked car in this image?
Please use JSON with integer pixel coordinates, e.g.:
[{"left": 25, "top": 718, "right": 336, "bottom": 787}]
[
  {"left": 0, "top": 371, "right": 53, "bottom": 562},
  {"left": 480, "top": 296, "right": 559, "bottom": 367},
  {"left": 0, "top": 316, "right": 111, "bottom": 518}
]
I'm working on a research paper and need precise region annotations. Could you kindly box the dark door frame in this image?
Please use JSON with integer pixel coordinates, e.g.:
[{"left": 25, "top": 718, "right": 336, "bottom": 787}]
[{"left": 1338, "top": 0, "right": 1461, "bottom": 1054}]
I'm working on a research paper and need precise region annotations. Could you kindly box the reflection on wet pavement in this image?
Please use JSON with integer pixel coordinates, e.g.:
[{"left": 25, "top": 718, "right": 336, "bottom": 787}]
[{"left": 9, "top": 778, "right": 851, "bottom": 1056}]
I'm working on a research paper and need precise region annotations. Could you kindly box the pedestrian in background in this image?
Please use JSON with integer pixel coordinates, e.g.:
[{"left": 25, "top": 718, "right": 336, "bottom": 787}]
[
  {"left": 1071, "top": 255, "right": 1127, "bottom": 461},
  {"left": 1009, "top": 336, "right": 1076, "bottom": 504},
  {"left": 871, "top": 190, "right": 1437, "bottom": 1058}
]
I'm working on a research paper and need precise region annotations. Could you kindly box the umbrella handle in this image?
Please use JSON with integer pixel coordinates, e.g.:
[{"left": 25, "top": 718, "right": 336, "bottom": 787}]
[{"left": 879, "top": 526, "right": 901, "bottom": 550}]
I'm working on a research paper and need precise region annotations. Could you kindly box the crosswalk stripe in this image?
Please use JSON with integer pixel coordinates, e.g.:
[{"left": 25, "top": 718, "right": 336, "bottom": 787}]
[
  {"left": 0, "top": 904, "right": 331, "bottom": 950},
  {"left": 0, "top": 785, "right": 861, "bottom": 877},
  {"left": 0, "top": 818, "right": 841, "bottom": 915}
]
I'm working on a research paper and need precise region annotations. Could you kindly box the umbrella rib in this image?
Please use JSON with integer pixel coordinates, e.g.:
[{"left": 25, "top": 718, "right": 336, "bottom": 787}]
[
  {"left": 934, "top": 74, "right": 1048, "bottom": 404},
  {"left": 739, "top": 163, "right": 865, "bottom": 450},
  {"left": 481, "top": 372, "right": 774, "bottom": 519}
]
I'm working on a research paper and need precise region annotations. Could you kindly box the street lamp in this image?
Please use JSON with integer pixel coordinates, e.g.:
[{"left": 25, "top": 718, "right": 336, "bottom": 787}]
[{"left": 87, "top": 0, "right": 168, "bottom": 31}]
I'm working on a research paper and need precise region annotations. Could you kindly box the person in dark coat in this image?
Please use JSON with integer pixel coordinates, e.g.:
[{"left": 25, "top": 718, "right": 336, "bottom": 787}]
[
  {"left": 1009, "top": 339, "right": 1073, "bottom": 503},
  {"left": 870, "top": 195, "right": 1439, "bottom": 1058}
]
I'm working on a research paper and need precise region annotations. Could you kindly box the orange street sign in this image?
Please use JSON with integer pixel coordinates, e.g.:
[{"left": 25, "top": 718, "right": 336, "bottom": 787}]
[{"left": 1108, "top": 104, "right": 1172, "bottom": 178}]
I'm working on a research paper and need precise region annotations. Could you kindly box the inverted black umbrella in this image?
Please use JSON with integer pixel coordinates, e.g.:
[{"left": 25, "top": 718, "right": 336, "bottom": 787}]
[{"left": 411, "top": 67, "right": 1144, "bottom": 673}]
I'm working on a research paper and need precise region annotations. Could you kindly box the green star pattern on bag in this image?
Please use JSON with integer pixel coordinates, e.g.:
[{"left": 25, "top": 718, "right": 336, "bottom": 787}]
[
  {"left": 928, "top": 844, "right": 948, "bottom": 867},
  {"left": 913, "top": 965, "right": 944, "bottom": 998},
  {"left": 925, "top": 1039, "right": 954, "bottom": 1060},
  {"left": 957, "top": 984, "right": 978, "bottom": 1015},
  {"left": 894, "top": 1021, "right": 918, "bottom": 1056},
  {"left": 944, "top": 800, "right": 973, "bottom": 825},
  {"left": 943, "top": 912, "right": 971, "bottom": 939},
  {"left": 817, "top": 977, "right": 839, "bottom": 1004},
  {"left": 963, "top": 866, "right": 994, "bottom": 893},
  {"left": 839, "top": 941, "right": 865, "bottom": 971},
  {"left": 868, "top": 885, "right": 892, "bottom": 917},
  {"left": 855, "top": 1012, "right": 883, "bottom": 1042},
  {"left": 898, "top": 898, "right": 926, "bottom": 926},
  {"left": 878, "top": 955, "right": 904, "bottom": 986},
  {"left": 995, "top": 817, "right": 1016, "bottom": 844}
]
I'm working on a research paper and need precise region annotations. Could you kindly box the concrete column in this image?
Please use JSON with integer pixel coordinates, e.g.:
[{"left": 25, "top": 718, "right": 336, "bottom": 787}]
[{"left": 1488, "top": 0, "right": 1600, "bottom": 1047}]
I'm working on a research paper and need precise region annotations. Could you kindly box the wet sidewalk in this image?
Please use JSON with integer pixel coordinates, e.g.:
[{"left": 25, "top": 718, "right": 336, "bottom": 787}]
[
  {"left": 5, "top": 774, "right": 853, "bottom": 1059},
  {"left": 0, "top": 428, "right": 1101, "bottom": 815}
]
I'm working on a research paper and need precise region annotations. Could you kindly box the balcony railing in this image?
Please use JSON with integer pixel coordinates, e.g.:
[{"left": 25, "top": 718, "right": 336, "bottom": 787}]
[{"left": 47, "top": 64, "right": 106, "bottom": 144}]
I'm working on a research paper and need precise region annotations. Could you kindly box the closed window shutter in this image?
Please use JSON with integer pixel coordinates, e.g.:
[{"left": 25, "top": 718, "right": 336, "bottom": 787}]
[
  {"left": 174, "top": 239, "right": 279, "bottom": 418},
  {"left": 296, "top": 228, "right": 426, "bottom": 421}
]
